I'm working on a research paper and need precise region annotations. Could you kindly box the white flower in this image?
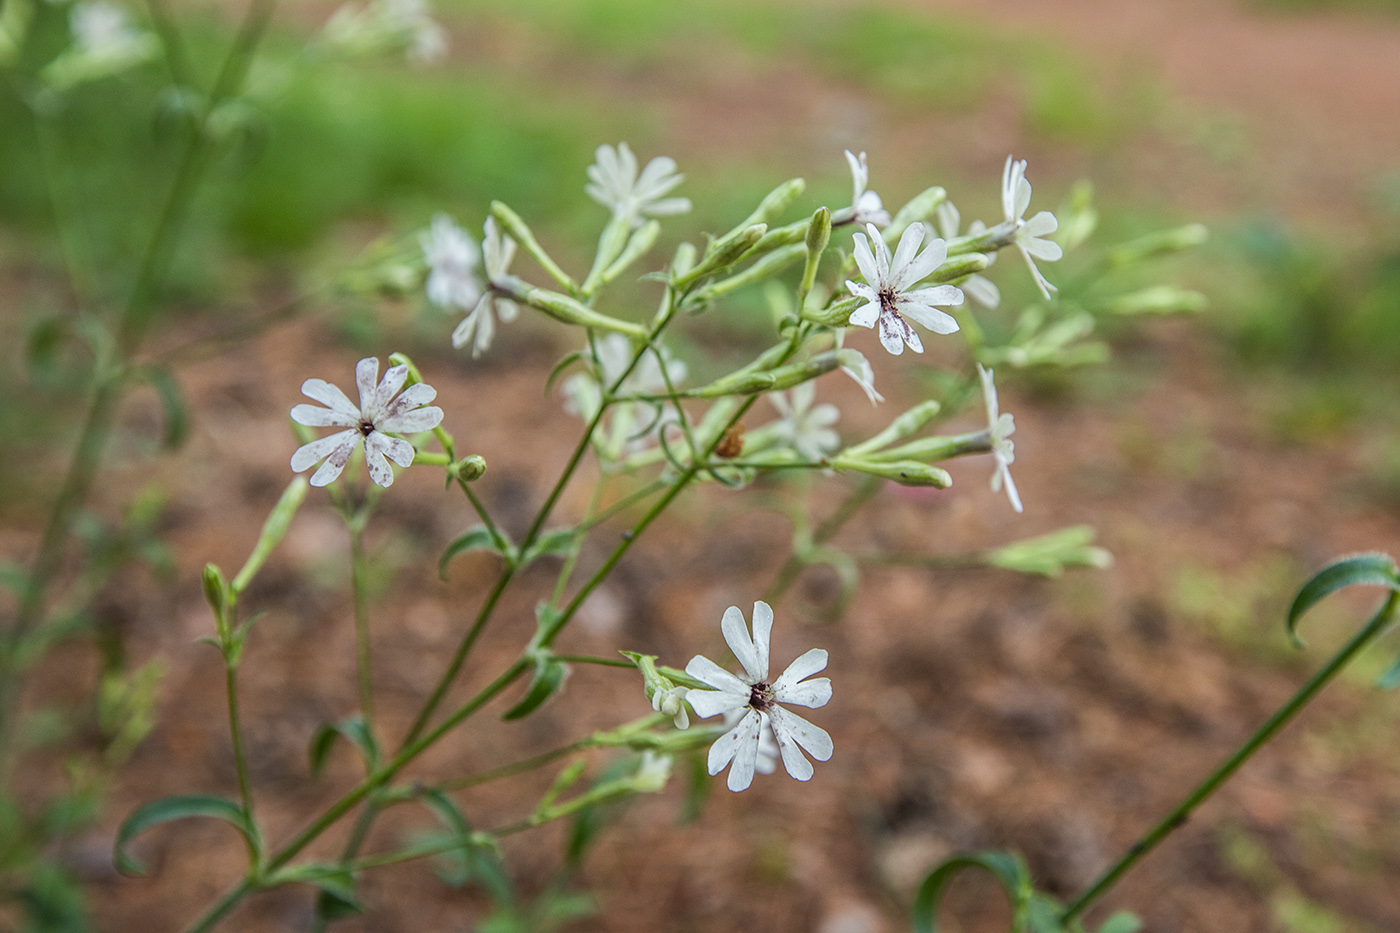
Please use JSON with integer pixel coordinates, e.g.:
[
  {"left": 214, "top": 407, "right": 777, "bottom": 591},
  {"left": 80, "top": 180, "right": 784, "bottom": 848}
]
[
  {"left": 290, "top": 357, "right": 444, "bottom": 488},
  {"left": 840, "top": 150, "right": 891, "bottom": 228},
  {"left": 977, "top": 363, "right": 1022, "bottom": 512},
  {"left": 421, "top": 213, "right": 482, "bottom": 312},
  {"left": 652, "top": 685, "right": 690, "bottom": 730},
  {"left": 1002, "top": 156, "right": 1063, "bottom": 300},
  {"left": 562, "top": 334, "right": 686, "bottom": 458},
  {"left": 585, "top": 142, "right": 691, "bottom": 228},
  {"left": 320, "top": 0, "right": 446, "bottom": 64},
  {"left": 722, "top": 707, "right": 779, "bottom": 775},
  {"left": 451, "top": 217, "right": 519, "bottom": 358},
  {"left": 71, "top": 2, "right": 145, "bottom": 56},
  {"left": 685, "top": 601, "right": 833, "bottom": 792},
  {"left": 846, "top": 222, "right": 963, "bottom": 356},
  {"left": 935, "top": 200, "right": 1001, "bottom": 309},
  {"left": 633, "top": 751, "right": 673, "bottom": 792},
  {"left": 769, "top": 382, "right": 840, "bottom": 461}
]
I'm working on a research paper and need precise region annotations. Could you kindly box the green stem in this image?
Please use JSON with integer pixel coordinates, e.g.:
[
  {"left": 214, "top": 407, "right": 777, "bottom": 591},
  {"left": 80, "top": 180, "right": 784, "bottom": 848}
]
[
  {"left": 553, "top": 655, "right": 633, "bottom": 668},
  {"left": 348, "top": 514, "right": 375, "bottom": 726},
  {"left": 225, "top": 662, "right": 255, "bottom": 823},
  {"left": 435, "top": 740, "right": 589, "bottom": 792},
  {"left": 455, "top": 475, "right": 506, "bottom": 554},
  {"left": 183, "top": 878, "right": 253, "bottom": 933},
  {"left": 1060, "top": 590, "right": 1400, "bottom": 925},
  {"left": 763, "top": 475, "right": 881, "bottom": 605}
]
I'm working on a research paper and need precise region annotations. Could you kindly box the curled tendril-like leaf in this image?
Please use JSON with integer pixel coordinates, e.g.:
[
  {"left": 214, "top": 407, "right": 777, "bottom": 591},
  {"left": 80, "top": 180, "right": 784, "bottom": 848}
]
[
  {"left": 911, "top": 850, "right": 1034, "bottom": 933},
  {"left": 1286, "top": 552, "right": 1400, "bottom": 649}
]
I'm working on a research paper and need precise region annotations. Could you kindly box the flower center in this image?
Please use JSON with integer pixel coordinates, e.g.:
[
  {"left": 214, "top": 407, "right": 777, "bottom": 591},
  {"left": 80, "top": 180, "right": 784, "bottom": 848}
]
[
  {"left": 358, "top": 419, "right": 376, "bottom": 437},
  {"left": 748, "top": 682, "right": 775, "bottom": 712},
  {"left": 878, "top": 287, "right": 898, "bottom": 315}
]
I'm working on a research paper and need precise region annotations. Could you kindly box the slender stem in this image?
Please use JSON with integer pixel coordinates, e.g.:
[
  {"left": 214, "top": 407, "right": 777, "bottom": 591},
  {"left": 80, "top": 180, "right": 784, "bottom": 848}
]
[
  {"left": 577, "top": 477, "right": 668, "bottom": 532},
  {"left": 553, "top": 655, "right": 633, "bottom": 668},
  {"left": 549, "top": 473, "right": 607, "bottom": 608},
  {"left": 455, "top": 475, "right": 506, "bottom": 555},
  {"left": 348, "top": 515, "right": 375, "bottom": 726},
  {"left": 225, "top": 663, "right": 255, "bottom": 822},
  {"left": 763, "top": 475, "right": 881, "bottom": 605},
  {"left": 1060, "top": 590, "right": 1400, "bottom": 924},
  {"left": 183, "top": 878, "right": 253, "bottom": 933},
  {"left": 435, "top": 740, "right": 589, "bottom": 792}
]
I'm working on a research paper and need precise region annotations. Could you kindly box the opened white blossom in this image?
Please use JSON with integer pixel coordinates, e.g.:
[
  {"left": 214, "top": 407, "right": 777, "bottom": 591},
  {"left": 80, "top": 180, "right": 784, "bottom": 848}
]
[
  {"left": 847, "top": 222, "right": 963, "bottom": 356},
  {"left": 839, "top": 150, "right": 891, "bottom": 228},
  {"left": 685, "top": 601, "right": 832, "bottom": 792},
  {"left": 935, "top": 200, "right": 1001, "bottom": 310},
  {"left": 769, "top": 382, "right": 840, "bottom": 461},
  {"left": 421, "top": 213, "right": 482, "bottom": 312},
  {"left": 977, "top": 363, "right": 1022, "bottom": 513},
  {"left": 451, "top": 216, "right": 519, "bottom": 357},
  {"left": 1002, "top": 156, "right": 1063, "bottom": 300},
  {"left": 585, "top": 142, "right": 691, "bottom": 228},
  {"left": 290, "top": 357, "right": 443, "bottom": 488}
]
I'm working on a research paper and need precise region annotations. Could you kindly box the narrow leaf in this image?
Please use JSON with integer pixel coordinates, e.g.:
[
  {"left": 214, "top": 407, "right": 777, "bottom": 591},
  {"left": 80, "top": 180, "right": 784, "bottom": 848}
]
[
  {"left": 502, "top": 655, "right": 568, "bottom": 721},
  {"left": 138, "top": 364, "right": 190, "bottom": 449},
  {"left": 308, "top": 715, "right": 381, "bottom": 777},
  {"left": 519, "top": 528, "right": 577, "bottom": 566},
  {"left": 440, "top": 526, "right": 513, "bottom": 579},
  {"left": 115, "top": 795, "right": 258, "bottom": 875},
  {"left": 910, "top": 850, "right": 1033, "bottom": 933},
  {"left": 1286, "top": 552, "right": 1399, "bottom": 648}
]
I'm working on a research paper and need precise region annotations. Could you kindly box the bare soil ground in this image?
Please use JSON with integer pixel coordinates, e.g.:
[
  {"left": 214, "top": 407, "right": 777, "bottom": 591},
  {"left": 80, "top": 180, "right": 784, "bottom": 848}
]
[{"left": 13, "top": 1, "right": 1400, "bottom": 931}]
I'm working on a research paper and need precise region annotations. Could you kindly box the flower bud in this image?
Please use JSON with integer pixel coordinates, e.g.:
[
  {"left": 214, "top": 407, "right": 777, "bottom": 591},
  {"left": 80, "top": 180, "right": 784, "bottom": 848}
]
[
  {"left": 675, "top": 223, "right": 767, "bottom": 289},
  {"left": 799, "top": 207, "right": 832, "bottom": 302},
  {"left": 844, "top": 399, "right": 942, "bottom": 458},
  {"left": 231, "top": 476, "right": 310, "bottom": 596},
  {"left": 523, "top": 288, "right": 647, "bottom": 338},
  {"left": 1102, "top": 285, "right": 1207, "bottom": 316},
  {"left": 884, "top": 186, "right": 947, "bottom": 242},
  {"left": 490, "top": 200, "right": 577, "bottom": 291},
  {"left": 830, "top": 455, "right": 952, "bottom": 487},
  {"left": 929, "top": 252, "right": 991, "bottom": 284},
  {"left": 1106, "top": 224, "right": 1209, "bottom": 268},
  {"left": 450, "top": 455, "right": 487, "bottom": 482},
  {"left": 735, "top": 178, "right": 806, "bottom": 230}
]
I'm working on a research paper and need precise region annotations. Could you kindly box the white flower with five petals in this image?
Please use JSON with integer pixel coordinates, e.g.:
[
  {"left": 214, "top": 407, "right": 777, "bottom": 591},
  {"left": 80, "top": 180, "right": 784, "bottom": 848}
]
[
  {"left": 585, "top": 142, "right": 691, "bottom": 229},
  {"left": 451, "top": 217, "right": 520, "bottom": 357},
  {"left": 290, "top": 357, "right": 443, "bottom": 488},
  {"left": 846, "top": 222, "right": 963, "bottom": 356},
  {"left": 685, "top": 601, "right": 833, "bottom": 792},
  {"left": 1002, "top": 156, "right": 1063, "bottom": 300},
  {"left": 977, "top": 363, "right": 1022, "bottom": 512},
  {"left": 769, "top": 382, "right": 840, "bottom": 462}
]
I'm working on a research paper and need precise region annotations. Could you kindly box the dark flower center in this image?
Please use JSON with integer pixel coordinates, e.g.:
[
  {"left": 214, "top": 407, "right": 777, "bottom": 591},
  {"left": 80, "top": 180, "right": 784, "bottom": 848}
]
[
  {"left": 748, "top": 682, "right": 774, "bottom": 712},
  {"left": 879, "top": 287, "right": 898, "bottom": 315},
  {"left": 358, "top": 419, "right": 376, "bottom": 437}
]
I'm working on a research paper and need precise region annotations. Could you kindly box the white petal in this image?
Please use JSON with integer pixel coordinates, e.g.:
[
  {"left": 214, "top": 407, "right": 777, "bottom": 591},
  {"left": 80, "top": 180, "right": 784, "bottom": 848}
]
[
  {"left": 685, "top": 654, "right": 750, "bottom": 697},
  {"left": 775, "top": 676, "right": 832, "bottom": 709},
  {"left": 642, "top": 196, "right": 691, "bottom": 218},
  {"left": 452, "top": 308, "right": 480, "bottom": 350},
  {"left": 290, "top": 429, "right": 358, "bottom": 473},
  {"left": 898, "top": 301, "right": 961, "bottom": 336},
  {"left": 1014, "top": 176, "right": 1032, "bottom": 223},
  {"left": 877, "top": 313, "right": 907, "bottom": 355},
  {"left": 867, "top": 222, "right": 891, "bottom": 281},
  {"left": 290, "top": 404, "right": 358, "bottom": 428},
  {"left": 889, "top": 222, "right": 927, "bottom": 284},
  {"left": 750, "top": 601, "right": 773, "bottom": 681},
  {"left": 903, "top": 284, "right": 965, "bottom": 307},
  {"left": 772, "top": 647, "right": 828, "bottom": 693},
  {"left": 768, "top": 705, "right": 833, "bottom": 762},
  {"left": 851, "top": 232, "right": 879, "bottom": 287},
  {"left": 379, "top": 406, "right": 443, "bottom": 434},
  {"left": 847, "top": 300, "right": 880, "bottom": 330},
  {"left": 707, "top": 710, "right": 761, "bottom": 792},
  {"left": 1023, "top": 210, "right": 1059, "bottom": 238},
  {"left": 370, "top": 432, "right": 416, "bottom": 469},
  {"left": 721, "top": 605, "right": 763, "bottom": 683},
  {"left": 299, "top": 378, "right": 360, "bottom": 420},
  {"left": 1024, "top": 236, "right": 1063, "bottom": 262},
  {"left": 382, "top": 383, "right": 436, "bottom": 419},
  {"left": 895, "top": 236, "right": 947, "bottom": 289},
  {"left": 685, "top": 686, "right": 748, "bottom": 720},
  {"left": 307, "top": 433, "right": 362, "bottom": 487},
  {"left": 963, "top": 274, "right": 1001, "bottom": 309},
  {"left": 373, "top": 364, "right": 410, "bottom": 415},
  {"left": 364, "top": 437, "right": 395, "bottom": 487},
  {"left": 354, "top": 358, "right": 380, "bottom": 412}
]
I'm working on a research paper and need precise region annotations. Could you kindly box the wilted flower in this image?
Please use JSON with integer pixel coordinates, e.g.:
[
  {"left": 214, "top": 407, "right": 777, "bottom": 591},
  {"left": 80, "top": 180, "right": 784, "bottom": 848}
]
[
  {"left": 451, "top": 217, "right": 519, "bottom": 357},
  {"left": 685, "top": 601, "right": 833, "bottom": 792},
  {"left": 290, "top": 357, "right": 443, "bottom": 488},
  {"left": 585, "top": 142, "right": 691, "bottom": 228},
  {"left": 935, "top": 200, "right": 1001, "bottom": 309},
  {"left": 1002, "top": 156, "right": 1063, "bottom": 300},
  {"left": 421, "top": 213, "right": 482, "bottom": 312},
  {"left": 846, "top": 222, "right": 963, "bottom": 356},
  {"left": 977, "top": 363, "right": 1022, "bottom": 512},
  {"left": 837, "top": 150, "right": 891, "bottom": 228},
  {"left": 769, "top": 382, "right": 840, "bottom": 461}
]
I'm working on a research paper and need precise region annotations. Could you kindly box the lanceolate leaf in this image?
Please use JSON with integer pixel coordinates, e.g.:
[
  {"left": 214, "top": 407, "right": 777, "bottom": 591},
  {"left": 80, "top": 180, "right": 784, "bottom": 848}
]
[
  {"left": 268, "top": 864, "right": 364, "bottom": 918},
  {"left": 416, "top": 789, "right": 510, "bottom": 900},
  {"left": 502, "top": 654, "right": 567, "bottom": 721},
  {"left": 114, "top": 795, "right": 259, "bottom": 875},
  {"left": 1286, "top": 552, "right": 1400, "bottom": 648},
  {"left": 910, "top": 850, "right": 1033, "bottom": 933},
  {"left": 439, "top": 526, "right": 514, "bottom": 579}
]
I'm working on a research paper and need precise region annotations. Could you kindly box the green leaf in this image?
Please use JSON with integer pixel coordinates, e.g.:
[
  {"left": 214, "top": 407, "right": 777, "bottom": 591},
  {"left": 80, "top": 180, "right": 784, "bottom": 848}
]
[
  {"left": 417, "top": 789, "right": 510, "bottom": 900},
  {"left": 1286, "top": 552, "right": 1399, "bottom": 648},
  {"left": 1096, "top": 911, "right": 1143, "bottom": 933},
  {"left": 502, "top": 655, "right": 568, "bottom": 721},
  {"left": 308, "top": 716, "right": 381, "bottom": 777},
  {"left": 519, "top": 528, "right": 577, "bottom": 566},
  {"left": 440, "top": 526, "right": 514, "bottom": 579},
  {"left": 114, "top": 795, "right": 259, "bottom": 875},
  {"left": 910, "top": 850, "right": 1033, "bottom": 933}
]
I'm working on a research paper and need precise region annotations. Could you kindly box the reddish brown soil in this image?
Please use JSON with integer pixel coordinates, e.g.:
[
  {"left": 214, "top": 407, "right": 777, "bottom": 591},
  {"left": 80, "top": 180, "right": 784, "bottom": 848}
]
[{"left": 11, "top": 1, "right": 1400, "bottom": 932}]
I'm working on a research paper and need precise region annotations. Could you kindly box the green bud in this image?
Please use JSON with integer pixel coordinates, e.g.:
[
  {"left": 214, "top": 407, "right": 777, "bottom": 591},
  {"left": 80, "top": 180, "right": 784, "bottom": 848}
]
[
  {"left": 599, "top": 220, "right": 661, "bottom": 287},
  {"left": 676, "top": 224, "right": 767, "bottom": 289},
  {"left": 620, "top": 651, "right": 670, "bottom": 701},
  {"left": 1106, "top": 224, "right": 1209, "bottom": 268},
  {"left": 231, "top": 477, "right": 310, "bottom": 596},
  {"left": 387, "top": 352, "right": 424, "bottom": 386},
  {"left": 844, "top": 399, "right": 942, "bottom": 457},
  {"left": 689, "top": 351, "right": 842, "bottom": 399},
  {"left": 490, "top": 201, "right": 578, "bottom": 292},
  {"left": 868, "top": 431, "right": 988, "bottom": 464},
  {"left": 671, "top": 241, "right": 698, "bottom": 278},
  {"left": 451, "top": 455, "right": 488, "bottom": 482},
  {"left": 523, "top": 288, "right": 647, "bottom": 338},
  {"left": 987, "top": 525, "right": 1113, "bottom": 576},
  {"left": 801, "top": 294, "right": 861, "bottom": 328},
  {"left": 930, "top": 252, "right": 991, "bottom": 284},
  {"left": 700, "top": 244, "right": 805, "bottom": 300},
  {"left": 946, "top": 220, "right": 1017, "bottom": 257},
  {"left": 1102, "top": 285, "right": 1208, "bottom": 316},
  {"left": 799, "top": 207, "right": 832, "bottom": 302},
  {"left": 740, "top": 221, "right": 808, "bottom": 260},
  {"left": 202, "top": 563, "right": 229, "bottom": 615},
  {"left": 831, "top": 456, "right": 952, "bottom": 488},
  {"left": 884, "top": 186, "right": 947, "bottom": 241}
]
